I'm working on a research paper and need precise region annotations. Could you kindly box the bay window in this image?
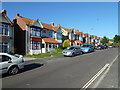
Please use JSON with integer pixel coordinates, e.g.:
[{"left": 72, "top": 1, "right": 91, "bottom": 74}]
[
  {"left": 57, "top": 33, "right": 62, "bottom": 40},
  {"left": 0, "top": 43, "right": 9, "bottom": 53},
  {"left": 31, "top": 41, "right": 41, "bottom": 50},
  {"left": 30, "top": 28, "right": 40, "bottom": 37},
  {"left": 42, "top": 30, "right": 46, "bottom": 37},
  {"left": 48, "top": 31, "right": 53, "bottom": 38},
  {"left": 0, "top": 24, "right": 9, "bottom": 36}
]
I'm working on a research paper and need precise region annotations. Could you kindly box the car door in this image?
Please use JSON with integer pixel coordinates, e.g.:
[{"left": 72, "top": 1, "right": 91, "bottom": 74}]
[
  {"left": 75, "top": 47, "right": 80, "bottom": 54},
  {"left": 0, "top": 55, "right": 12, "bottom": 74},
  {"left": 77, "top": 47, "right": 82, "bottom": 54}
]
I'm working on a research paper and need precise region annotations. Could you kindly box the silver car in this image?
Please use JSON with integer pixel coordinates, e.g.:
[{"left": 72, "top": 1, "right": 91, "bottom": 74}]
[
  {"left": 0, "top": 53, "right": 24, "bottom": 75},
  {"left": 62, "top": 46, "right": 83, "bottom": 57}
]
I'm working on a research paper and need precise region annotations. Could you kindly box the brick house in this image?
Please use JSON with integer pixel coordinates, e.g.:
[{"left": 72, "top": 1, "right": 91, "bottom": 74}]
[
  {"left": 13, "top": 13, "right": 42, "bottom": 55},
  {"left": 0, "top": 10, "right": 14, "bottom": 53}
]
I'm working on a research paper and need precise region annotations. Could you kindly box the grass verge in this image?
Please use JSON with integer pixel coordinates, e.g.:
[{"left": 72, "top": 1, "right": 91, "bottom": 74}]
[{"left": 24, "top": 48, "right": 63, "bottom": 58}]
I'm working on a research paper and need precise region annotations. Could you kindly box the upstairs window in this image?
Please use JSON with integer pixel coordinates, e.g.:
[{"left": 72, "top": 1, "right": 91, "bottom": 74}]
[
  {"left": 0, "top": 24, "right": 9, "bottom": 36},
  {"left": 41, "top": 30, "right": 46, "bottom": 37},
  {"left": 48, "top": 31, "right": 53, "bottom": 38},
  {"left": 30, "top": 28, "right": 40, "bottom": 37},
  {"left": 57, "top": 33, "right": 62, "bottom": 40}
]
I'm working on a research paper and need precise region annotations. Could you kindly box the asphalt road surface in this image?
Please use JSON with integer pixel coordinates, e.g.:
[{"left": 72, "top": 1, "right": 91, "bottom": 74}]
[{"left": 2, "top": 48, "right": 118, "bottom": 88}]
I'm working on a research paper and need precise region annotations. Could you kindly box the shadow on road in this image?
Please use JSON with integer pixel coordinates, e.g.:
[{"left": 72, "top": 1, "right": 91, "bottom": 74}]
[{"left": 2, "top": 63, "right": 44, "bottom": 78}]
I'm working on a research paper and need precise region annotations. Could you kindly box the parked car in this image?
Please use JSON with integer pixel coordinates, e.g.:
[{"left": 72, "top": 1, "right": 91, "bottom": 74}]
[
  {"left": 113, "top": 45, "right": 119, "bottom": 48},
  {"left": 81, "top": 44, "right": 95, "bottom": 53},
  {"left": 108, "top": 45, "right": 113, "bottom": 48},
  {"left": 0, "top": 53, "right": 24, "bottom": 75},
  {"left": 102, "top": 44, "right": 108, "bottom": 49},
  {"left": 62, "top": 46, "right": 83, "bottom": 57},
  {"left": 95, "top": 45, "right": 105, "bottom": 50}
]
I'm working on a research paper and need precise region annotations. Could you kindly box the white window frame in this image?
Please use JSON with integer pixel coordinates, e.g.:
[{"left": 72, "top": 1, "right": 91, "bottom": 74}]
[
  {"left": 0, "top": 43, "right": 9, "bottom": 53},
  {"left": 0, "top": 24, "right": 9, "bottom": 36}
]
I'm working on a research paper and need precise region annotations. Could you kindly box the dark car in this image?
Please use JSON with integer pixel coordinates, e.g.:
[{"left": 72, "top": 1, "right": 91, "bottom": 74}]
[
  {"left": 102, "top": 44, "right": 108, "bottom": 49},
  {"left": 113, "top": 45, "right": 119, "bottom": 48},
  {"left": 95, "top": 45, "right": 105, "bottom": 50}
]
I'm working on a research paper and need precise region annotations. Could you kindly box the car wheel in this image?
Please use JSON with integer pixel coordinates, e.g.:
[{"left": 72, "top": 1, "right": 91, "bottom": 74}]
[
  {"left": 64, "top": 55, "right": 66, "bottom": 57},
  {"left": 8, "top": 66, "right": 19, "bottom": 75}
]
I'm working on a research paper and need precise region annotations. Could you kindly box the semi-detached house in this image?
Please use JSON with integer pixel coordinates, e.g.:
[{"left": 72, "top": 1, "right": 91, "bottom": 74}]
[
  {"left": 14, "top": 14, "right": 62, "bottom": 55},
  {"left": 40, "top": 22, "right": 62, "bottom": 53},
  {"left": 0, "top": 10, "right": 14, "bottom": 53},
  {"left": 61, "top": 27, "right": 75, "bottom": 46},
  {"left": 14, "top": 13, "right": 42, "bottom": 55}
]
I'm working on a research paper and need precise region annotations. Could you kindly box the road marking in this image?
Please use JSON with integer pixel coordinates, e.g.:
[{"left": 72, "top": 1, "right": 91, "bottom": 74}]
[
  {"left": 92, "top": 55, "right": 118, "bottom": 88},
  {"left": 81, "top": 64, "right": 109, "bottom": 90},
  {"left": 81, "top": 55, "right": 118, "bottom": 90}
]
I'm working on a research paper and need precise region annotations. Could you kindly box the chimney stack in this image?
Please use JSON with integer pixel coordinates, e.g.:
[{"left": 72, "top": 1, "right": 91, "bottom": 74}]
[
  {"left": 56, "top": 24, "right": 60, "bottom": 27},
  {"left": 50, "top": 22, "right": 54, "bottom": 26},
  {"left": 14, "top": 13, "right": 20, "bottom": 19},
  {"left": 1, "top": 10, "right": 7, "bottom": 15}
]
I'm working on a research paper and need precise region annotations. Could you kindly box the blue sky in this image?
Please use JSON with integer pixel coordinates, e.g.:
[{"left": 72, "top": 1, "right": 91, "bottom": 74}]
[{"left": 2, "top": 2, "right": 118, "bottom": 39}]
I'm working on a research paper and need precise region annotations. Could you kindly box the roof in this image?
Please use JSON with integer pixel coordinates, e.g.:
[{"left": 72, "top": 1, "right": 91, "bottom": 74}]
[
  {"left": 41, "top": 22, "right": 54, "bottom": 30},
  {"left": 61, "top": 27, "right": 74, "bottom": 33},
  {"left": 30, "top": 37, "right": 42, "bottom": 41},
  {"left": 94, "top": 36, "right": 97, "bottom": 38},
  {"left": 75, "top": 40, "right": 83, "bottom": 43},
  {"left": 90, "top": 35, "right": 94, "bottom": 38},
  {"left": 20, "top": 16, "right": 37, "bottom": 25},
  {"left": 75, "top": 32, "right": 83, "bottom": 35},
  {"left": 0, "top": 10, "right": 12, "bottom": 25},
  {"left": 41, "top": 22, "right": 60, "bottom": 31},
  {"left": 53, "top": 25, "right": 60, "bottom": 31},
  {"left": 84, "top": 33, "right": 89, "bottom": 36},
  {"left": 42, "top": 38, "right": 59, "bottom": 43},
  {"left": 70, "top": 40, "right": 75, "bottom": 42}
]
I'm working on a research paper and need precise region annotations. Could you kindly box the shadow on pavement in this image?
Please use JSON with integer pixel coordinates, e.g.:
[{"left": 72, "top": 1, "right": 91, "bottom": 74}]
[{"left": 2, "top": 63, "right": 44, "bottom": 78}]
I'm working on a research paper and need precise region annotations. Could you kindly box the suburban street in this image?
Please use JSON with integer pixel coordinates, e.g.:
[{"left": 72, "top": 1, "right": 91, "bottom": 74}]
[{"left": 2, "top": 48, "right": 118, "bottom": 88}]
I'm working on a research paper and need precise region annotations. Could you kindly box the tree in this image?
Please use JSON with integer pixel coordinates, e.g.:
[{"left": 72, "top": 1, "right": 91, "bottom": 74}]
[
  {"left": 113, "top": 35, "right": 120, "bottom": 44},
  {"left": 62, "top": 40, "right": 70, "bottom": 48},
  {"left": 100, "top": 36, "right": 109, "bottom": 44}
]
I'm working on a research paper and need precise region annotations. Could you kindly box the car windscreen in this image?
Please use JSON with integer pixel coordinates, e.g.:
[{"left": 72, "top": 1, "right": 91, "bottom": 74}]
[
  {"left": 66, "top": 47, "right": 75, "bottom": 50},
  {"left": 82, "top": 45, "right": 90, "bottom": 47},
  {"left": 97, "top": 45, "right": 102, "bottom": 47}
]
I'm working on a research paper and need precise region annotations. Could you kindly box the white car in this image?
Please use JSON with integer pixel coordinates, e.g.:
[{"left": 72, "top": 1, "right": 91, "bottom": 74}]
[
  {"left": 0, "top": 53, "right": 24, "bottom": 75},
  {"left": 62, "top": 46, "right": 83, "bottom": 57}
]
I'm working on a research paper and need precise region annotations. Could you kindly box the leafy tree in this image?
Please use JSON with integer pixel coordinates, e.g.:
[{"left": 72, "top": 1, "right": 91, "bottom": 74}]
[
  {"left": 100, "top": 36, "right": 109, "bottom": 44},
  {"left": 62, "top": 40, "right": 70, "bottom": 48},
  {"left": 113, "top": 35, "right": 120, "bottom": 44}
]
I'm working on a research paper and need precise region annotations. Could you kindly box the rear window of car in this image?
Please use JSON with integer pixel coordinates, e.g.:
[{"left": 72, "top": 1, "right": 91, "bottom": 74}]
[
  {"left": 67, "top": 47, "right": 75, "bottom": 50},
  {"left": 82, "top": 45, "right": 90, "bottom": 47}
]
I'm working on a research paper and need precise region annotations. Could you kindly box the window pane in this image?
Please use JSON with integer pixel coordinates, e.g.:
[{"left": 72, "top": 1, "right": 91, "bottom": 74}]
[{"left": 2, "top": 55, "right": 11, "bottom": 62}]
